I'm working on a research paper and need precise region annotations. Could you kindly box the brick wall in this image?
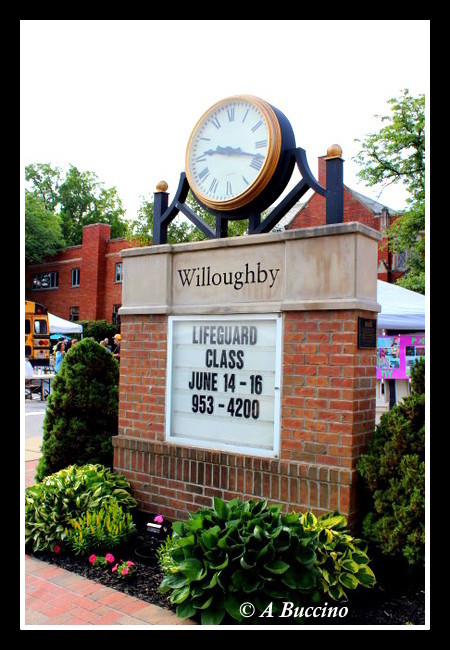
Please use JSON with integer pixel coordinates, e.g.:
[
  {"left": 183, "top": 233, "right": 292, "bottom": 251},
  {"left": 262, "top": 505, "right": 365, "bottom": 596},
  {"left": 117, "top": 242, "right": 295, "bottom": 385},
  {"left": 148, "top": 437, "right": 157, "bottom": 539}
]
[
  {"left": 113, "top": 308, "right": 377, "bottom": 526},
  {"left": 288, "top": 156, "right": 400, "bottom": 282},
  {"left": 25, "top": 224, "right": 132, "bottom": 322}
]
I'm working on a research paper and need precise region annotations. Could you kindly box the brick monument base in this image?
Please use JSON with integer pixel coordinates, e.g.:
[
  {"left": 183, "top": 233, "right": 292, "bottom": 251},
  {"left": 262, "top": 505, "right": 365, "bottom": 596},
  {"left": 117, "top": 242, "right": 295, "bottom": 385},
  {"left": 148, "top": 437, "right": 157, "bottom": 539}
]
[{"left": 113, "top": 224, "right": 381, "bottom": 526}]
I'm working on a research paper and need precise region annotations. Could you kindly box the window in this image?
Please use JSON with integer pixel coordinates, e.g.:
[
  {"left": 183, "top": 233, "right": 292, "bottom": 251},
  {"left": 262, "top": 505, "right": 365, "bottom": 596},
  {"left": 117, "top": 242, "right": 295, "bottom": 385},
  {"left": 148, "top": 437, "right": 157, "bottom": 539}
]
[
  {"left": 112, "top": 304, "right": 121, "bottom": 327},
  {"left": 71, "top": 268, "right": 80, "bottom": 287},
  {"left": 34, "top": 318, "right": 48, "bottom": 334},
  {"left": 69, "top": 306, "right": 79, "bottom": 321},
  {"left": 32, "top": 271, "right": 59, "bottom": 290},
  {"left": 392, "top": 249, "right": 410, "bottom": 272},
  {"left": 115, "top": 262, "right": 123, "bottom": 283}
]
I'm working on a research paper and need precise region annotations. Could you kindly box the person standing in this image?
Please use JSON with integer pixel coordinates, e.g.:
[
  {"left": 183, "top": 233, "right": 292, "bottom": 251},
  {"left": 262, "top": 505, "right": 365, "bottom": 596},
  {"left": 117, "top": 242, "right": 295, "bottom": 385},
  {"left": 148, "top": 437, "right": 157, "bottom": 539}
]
[
  {"left": 54, "top": 341, "right": 65, "bottom": 373},
  {"left": 100, "top": 338, "right": 111, "bottom": 352},
  {"left": 112, "top": 334, "right": 121, "bottom": 362}
]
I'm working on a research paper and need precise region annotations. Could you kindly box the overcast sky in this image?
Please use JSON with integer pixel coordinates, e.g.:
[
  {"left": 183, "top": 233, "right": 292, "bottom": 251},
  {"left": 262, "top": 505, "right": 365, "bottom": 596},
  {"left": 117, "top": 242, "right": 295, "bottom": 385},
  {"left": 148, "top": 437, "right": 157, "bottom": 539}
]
[{"left": 20, "top": 20, "right": 429, "bottom": 222}]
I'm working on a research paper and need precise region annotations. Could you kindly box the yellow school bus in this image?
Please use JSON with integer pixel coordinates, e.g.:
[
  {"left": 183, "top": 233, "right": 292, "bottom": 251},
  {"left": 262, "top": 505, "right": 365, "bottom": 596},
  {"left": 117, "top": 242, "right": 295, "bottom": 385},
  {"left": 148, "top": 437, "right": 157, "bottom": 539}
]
[{"left": 25, "top": 300, "right": 51, "bottom": 367}]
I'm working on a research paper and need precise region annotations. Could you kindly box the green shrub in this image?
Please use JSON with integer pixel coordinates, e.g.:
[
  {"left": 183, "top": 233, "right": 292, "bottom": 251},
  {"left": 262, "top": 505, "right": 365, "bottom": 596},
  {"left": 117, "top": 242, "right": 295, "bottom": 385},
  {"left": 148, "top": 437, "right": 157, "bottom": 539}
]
[
  {"left": 36, "top": 337, "right": 119, "bottom": 480},
  {"left": 66, "top": 497, "right": 136, "bottom": 555},
  {"left": 157, "top": 497, "right": 375, "bottom": 625},
  {"left": 78, "top": 320, "right": 119, "bottom": 343},
  {"left": 357, "top": 358, "right": 425, "bottom": 566},
  {"left": 25, "top": 464, "right": 137, "bottom": 553}
]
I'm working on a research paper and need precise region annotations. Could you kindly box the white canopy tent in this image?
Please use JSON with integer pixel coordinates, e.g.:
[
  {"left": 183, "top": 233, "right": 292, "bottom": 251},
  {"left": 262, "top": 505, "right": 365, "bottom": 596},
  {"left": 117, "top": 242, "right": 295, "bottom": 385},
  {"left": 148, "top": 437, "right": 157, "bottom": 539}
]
[
  {"left": 49, "top": 312, "right": 83, "bottom": 336},
  {"left": 377, "top": 280, "right": 425, "bottom": 331}
]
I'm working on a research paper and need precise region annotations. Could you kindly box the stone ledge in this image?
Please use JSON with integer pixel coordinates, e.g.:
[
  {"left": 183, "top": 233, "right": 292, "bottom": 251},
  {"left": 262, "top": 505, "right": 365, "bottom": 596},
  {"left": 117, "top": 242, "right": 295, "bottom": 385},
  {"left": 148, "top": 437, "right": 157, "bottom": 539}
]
[{"left": 121, "top": 221, "right": 382, "bottom": 258}]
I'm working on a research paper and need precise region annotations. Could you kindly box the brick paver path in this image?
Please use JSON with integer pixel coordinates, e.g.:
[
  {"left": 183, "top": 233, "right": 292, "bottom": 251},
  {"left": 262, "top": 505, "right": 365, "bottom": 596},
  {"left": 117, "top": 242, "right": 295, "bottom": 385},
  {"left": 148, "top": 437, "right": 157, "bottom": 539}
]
[{"left": 23, "top": 459, "right": 197, "bottom": 627}]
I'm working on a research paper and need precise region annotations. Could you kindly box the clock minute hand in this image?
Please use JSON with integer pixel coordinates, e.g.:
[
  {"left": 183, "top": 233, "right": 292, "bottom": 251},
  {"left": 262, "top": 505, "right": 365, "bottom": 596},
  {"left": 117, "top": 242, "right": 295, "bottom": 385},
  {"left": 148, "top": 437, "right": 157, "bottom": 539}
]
[{"left": 204, "top": 146, "right": 263, "bottom": 158}]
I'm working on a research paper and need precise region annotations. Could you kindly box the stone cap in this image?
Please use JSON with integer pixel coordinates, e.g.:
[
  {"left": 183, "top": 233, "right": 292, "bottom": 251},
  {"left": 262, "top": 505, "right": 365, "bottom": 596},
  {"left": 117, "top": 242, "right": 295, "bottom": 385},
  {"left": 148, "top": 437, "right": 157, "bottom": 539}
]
[
  {"left": 121, "top": 222, "right": 382, "bottom": 258},
  {"left": 120, "top": 222, "right": 381, "bottom": 316}
]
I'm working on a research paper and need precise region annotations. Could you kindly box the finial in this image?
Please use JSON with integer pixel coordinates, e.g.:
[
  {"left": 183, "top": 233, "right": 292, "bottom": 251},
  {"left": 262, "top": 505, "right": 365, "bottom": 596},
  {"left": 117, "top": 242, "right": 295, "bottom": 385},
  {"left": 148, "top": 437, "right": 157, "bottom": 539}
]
[
  {"left": 156, "top": 180, "right": 168, "bottom": 192},
  {"left": 326, "top": 144, "right": 343, "bottom": 159}
]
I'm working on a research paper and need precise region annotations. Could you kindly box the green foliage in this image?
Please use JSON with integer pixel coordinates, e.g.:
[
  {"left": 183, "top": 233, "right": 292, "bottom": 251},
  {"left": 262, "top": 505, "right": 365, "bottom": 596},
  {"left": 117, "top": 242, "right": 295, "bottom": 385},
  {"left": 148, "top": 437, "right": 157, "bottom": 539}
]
[
  {"left": 78, "top": 320, "right": 119, "bottom": 343},
  {"left": 158, "top": 498, "right": 375, "bottom": 625},
  {"left": 353, "top": 89, "right": 425, "bottom": 294},
  {"left": 66, "top": 497, "right": 136, "bottom": 556},
  {"left": 357, "top": 359, "right": 425, "bottom": 566},
  {"left": 126, "top": 190, "right": 248, "bottom": 246},
  {"left": 25, "top": 163, "right": 128, "bottom": 248},
  {"left": 25, "top": 464, "right": 137, "bottom": 553},
  {"left": 36, "top": 338, "right": 119, "bottom": 480},
  {"left": 353, "top": 89, "right": 424, "bottom": 204},
  {"left": 25, "top": 163, "right": 62, "bottom": 212},
  {"left": 25, "top": 192, "right": 65, "bottom": 263},
  {"left": 58, "top": 165, "right": 127, "bottom": 245}
]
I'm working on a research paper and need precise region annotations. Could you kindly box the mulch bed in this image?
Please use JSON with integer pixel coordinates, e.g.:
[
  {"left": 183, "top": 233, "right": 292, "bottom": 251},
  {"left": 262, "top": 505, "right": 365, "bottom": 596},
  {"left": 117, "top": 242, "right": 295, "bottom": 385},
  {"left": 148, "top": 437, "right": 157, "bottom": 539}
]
[{"left": 30, "top": 510, "right": 425, "bottom": 627}]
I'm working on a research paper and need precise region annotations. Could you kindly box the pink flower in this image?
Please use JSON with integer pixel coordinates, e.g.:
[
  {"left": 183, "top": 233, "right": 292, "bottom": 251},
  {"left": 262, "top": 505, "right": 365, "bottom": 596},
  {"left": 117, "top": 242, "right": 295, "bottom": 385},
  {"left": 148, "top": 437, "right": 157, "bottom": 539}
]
[
  {"left": 121, "top": 567, "right": 129, "bottom": 576},
  {"left": 53, "top": 545, "right": 60, "bottom": 554},
  {"left": 154, "top": 514, "right": 164, "bottom": 524},
  {"left": 111, "top": 563, "right": 118, "bottom": 573},
  {"left": 105, "top": 553, "right": 115, "bottom": 564},
  {"left": 126, "top": 561, "right": 135, "bottom": 567},
  {"left": 89, "top": 554, "right": 97, "bottom": 564}
]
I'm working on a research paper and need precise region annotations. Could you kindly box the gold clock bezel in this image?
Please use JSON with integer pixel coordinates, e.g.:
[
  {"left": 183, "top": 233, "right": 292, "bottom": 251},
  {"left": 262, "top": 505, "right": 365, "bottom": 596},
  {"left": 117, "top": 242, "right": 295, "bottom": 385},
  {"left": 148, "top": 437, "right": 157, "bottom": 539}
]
[{"left": 185, "top": 95, "right": 282, "bottom": 212}]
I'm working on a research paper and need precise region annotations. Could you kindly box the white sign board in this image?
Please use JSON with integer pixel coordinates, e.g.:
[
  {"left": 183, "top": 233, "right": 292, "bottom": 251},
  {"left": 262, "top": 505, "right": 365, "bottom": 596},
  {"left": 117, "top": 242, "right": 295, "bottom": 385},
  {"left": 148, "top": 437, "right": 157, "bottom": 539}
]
[{"left": 166, "top": 314, "right": 282, "bottom": 456}]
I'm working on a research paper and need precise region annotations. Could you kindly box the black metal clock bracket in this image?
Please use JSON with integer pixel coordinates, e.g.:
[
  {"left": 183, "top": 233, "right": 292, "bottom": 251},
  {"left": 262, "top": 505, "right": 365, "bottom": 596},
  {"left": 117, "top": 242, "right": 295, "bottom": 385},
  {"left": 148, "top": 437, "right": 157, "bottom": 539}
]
[{"left": 152, "top": 145, "right": 343, "bottom": 245}]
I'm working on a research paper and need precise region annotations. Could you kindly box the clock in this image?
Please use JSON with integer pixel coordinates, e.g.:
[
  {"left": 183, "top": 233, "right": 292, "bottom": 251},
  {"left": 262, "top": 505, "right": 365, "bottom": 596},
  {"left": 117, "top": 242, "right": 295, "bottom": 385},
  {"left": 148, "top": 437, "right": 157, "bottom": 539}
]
[{"left": 185, "top": 95, "right": 296, "bottom": 218}]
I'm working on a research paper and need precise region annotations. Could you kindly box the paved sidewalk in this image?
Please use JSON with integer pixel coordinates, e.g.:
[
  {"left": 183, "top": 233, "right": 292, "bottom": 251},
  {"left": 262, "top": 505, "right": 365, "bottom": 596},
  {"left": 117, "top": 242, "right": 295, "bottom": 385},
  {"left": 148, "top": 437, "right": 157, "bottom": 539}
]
[
  {"left": 24, "top": 554, "right": 193, "bottom": 626},
  {"left": 23, "top": 458, "right": 197, "bottom": 628}
]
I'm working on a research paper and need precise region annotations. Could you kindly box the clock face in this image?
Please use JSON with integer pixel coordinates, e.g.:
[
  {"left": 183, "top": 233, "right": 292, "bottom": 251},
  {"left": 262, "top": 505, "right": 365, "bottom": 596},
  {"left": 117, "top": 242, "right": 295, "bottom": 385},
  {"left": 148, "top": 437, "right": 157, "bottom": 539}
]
[{"left": 186, "top": 95, "right": 282, "bottom": 212}]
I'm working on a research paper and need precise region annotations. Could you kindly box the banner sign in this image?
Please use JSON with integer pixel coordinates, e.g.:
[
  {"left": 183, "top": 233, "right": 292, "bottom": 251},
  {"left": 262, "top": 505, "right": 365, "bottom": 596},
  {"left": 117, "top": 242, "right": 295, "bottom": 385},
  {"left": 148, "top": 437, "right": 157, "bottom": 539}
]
[
  {"left": 376, "top": 333, "right": 425, "bottom": 380},
  {"left": 166, "top": 314, "right": 282, "bottom": 456}
]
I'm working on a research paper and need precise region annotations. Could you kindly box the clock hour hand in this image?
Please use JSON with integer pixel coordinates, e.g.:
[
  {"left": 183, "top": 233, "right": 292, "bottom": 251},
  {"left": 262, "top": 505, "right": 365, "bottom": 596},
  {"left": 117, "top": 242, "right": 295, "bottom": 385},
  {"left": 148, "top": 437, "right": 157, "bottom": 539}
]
[{"left": 204, "top": 146, "right": 263, "bottom": 158}]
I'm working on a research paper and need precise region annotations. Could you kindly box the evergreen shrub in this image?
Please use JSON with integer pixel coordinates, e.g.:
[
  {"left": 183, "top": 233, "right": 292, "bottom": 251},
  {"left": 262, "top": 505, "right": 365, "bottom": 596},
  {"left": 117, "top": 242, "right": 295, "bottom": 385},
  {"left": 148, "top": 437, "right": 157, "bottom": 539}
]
[
  {"left": 36, "top": 337, "right": 119, "bottom": 480},
  {"left": 357, "top": 359, "right": 425, "bottom": 566}
]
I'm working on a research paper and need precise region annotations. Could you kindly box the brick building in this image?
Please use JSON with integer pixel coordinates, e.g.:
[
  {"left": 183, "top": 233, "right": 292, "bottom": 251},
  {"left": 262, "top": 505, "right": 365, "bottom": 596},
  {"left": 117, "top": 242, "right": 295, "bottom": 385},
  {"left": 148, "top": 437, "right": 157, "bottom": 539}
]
[
  {"left": 25, "top": 223, "right": 134, "bottom": 324},
  {"left": 285, "top": 156, "right": 405, "bottom": 284}
]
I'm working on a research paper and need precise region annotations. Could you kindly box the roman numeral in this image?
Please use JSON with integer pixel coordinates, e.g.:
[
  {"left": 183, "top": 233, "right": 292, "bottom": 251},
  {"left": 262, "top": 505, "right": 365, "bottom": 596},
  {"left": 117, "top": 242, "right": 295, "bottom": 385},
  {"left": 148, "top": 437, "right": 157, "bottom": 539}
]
[
  {"left": 242, "top": 108, "right": 249, "bottom": 123},
  {"left": 251, "top": 120, "right": 263, "bottom": 132},
  {"left": 250, "top": 156, "right": 263, "bottom": 171},
  {"left": 198, "top": 167, "right": 209, "bottom": 180},
  {"left": 226, "top": 181, "right": 232, "bottom": 195},
  {"left": 211, "top": 116, "right": 221, "bottom": 129},
  {"left": 195, "top": 154, "right": 207, "bottom": 162},
  {"left": 227, "top": 106, "right": 235, "bottom": 121},
  {"left": 209, "top": 178, "right": 218, "bottom": 194},
  {"left": 255, "top": 139, "right": 267, "bottom": 149}
]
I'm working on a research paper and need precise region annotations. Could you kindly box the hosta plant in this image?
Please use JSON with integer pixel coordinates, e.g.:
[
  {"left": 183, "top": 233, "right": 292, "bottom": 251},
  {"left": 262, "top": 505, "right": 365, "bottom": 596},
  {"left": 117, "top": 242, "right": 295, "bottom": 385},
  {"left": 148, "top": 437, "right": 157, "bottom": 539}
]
[
  {"left": 25, "top": 464, "right": 137, "bottom": 553},
  {"left": 157, "top": 498, "right": 375, "bottom": 625}
]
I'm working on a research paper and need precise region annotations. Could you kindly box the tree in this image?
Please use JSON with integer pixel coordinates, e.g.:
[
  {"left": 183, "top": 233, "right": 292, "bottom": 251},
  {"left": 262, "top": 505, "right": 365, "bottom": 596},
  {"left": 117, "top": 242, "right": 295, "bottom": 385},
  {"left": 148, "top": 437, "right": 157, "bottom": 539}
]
[
  {"left": 58, "top": 165, "right": 128, "bottom": 246},
  {"left": 353, "top": 89, "right": 425, "bottom": 293},
  {"left": 35, "top": 338, "right": 119, "bottom": 481},
  {"left": 25, "top": 163, "right": 62, "bottom": 212},
  {"left": 25, "top": 192, "right": 65, "bottom": 263},
  {"left": 126, "top": 190, "right": 248, "bottom": 245},
  {"left": 25, "top": 163, "right": 128, "bottom": 248}
]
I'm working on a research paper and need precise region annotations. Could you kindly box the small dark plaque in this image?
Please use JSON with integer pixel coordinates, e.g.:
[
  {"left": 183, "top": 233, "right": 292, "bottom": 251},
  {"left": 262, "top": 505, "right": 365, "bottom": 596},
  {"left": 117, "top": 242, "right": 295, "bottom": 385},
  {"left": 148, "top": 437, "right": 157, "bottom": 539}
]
[{"left": 358, "top": 317, "right": 377, "bottom": 349}]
